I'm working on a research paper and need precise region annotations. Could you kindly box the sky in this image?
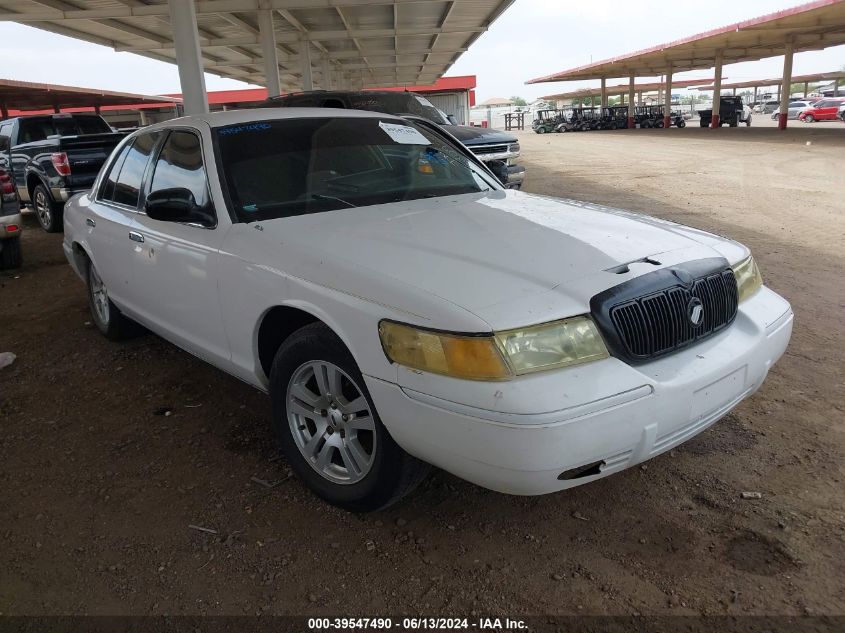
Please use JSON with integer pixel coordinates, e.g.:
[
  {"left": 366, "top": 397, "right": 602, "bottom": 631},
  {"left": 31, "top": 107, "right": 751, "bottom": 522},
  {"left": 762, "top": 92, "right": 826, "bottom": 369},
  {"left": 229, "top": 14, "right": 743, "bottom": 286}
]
[{"left": 0, "top": 0, "right": 843, "bottom": 102}]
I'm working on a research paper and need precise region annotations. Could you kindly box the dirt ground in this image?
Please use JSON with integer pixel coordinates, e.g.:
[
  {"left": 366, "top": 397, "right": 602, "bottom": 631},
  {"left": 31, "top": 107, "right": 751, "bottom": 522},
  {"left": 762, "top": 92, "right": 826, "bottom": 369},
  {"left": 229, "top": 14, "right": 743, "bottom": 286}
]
[{"left": 1, "top": 125, "right": 843, "bottom": 618}]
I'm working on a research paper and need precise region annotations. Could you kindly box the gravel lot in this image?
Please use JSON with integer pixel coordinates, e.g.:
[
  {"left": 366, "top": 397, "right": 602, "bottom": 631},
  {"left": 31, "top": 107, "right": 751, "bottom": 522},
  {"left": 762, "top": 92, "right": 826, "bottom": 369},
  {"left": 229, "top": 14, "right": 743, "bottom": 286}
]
[{"left": 1, "top": 124, "right": 843, "bottom": 617}]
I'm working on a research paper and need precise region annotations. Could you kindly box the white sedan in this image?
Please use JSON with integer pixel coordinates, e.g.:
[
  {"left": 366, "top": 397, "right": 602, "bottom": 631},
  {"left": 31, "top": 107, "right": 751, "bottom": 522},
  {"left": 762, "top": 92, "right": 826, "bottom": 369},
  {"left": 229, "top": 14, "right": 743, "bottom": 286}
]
[{"left": 63, "top": 109, "right": 793, "bottom": 511}]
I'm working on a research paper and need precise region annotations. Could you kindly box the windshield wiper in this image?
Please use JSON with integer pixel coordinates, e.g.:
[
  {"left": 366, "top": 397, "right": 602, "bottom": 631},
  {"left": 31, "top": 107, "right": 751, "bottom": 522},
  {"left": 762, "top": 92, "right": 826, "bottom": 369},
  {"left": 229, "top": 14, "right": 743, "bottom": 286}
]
[{"left": 311, "top": 193, "right": 356, "bottom": 209}]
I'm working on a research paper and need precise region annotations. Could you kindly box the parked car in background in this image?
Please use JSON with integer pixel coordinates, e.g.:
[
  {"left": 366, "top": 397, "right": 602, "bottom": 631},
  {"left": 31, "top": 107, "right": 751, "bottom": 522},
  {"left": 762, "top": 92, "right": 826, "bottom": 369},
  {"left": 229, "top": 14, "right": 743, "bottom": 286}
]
[
  {"left": 771, "top": 100, "right": 815, "bottom": 120},
  {"left": 63, "top": 109, "right": 792, "bottom": 511},
  {"left": 753, "top": 100, "right": 780, "bottom": 114},
  {"left": 698, "top": 96, "right": 752, "bottom": 127},
  {"left": 0, "top": 142, "right": 22, "bottom": 269},
  {"left": 799, "top": 98, "right": 845, "bottom": 122},
  {"left": 264, "top": 91, "right": 525, "bottom": 189},
  {"left": 0, "top": 113, "right": 124, "bottom": 232}
]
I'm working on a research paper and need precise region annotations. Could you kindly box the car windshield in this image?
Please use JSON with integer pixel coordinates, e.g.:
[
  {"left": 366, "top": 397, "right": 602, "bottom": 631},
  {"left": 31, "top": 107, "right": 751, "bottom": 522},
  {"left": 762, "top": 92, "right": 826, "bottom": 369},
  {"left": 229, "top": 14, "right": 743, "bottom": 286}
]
[{"left": 216, "top": 117, "right": 496, "bottom": 223}]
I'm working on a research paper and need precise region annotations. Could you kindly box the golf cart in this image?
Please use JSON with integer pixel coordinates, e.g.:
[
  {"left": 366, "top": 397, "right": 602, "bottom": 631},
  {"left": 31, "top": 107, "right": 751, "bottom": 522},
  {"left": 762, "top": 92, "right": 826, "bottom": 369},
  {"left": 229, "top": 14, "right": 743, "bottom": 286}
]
[{"left": 532, "top": 109, "right": 562, "bottom": 134}]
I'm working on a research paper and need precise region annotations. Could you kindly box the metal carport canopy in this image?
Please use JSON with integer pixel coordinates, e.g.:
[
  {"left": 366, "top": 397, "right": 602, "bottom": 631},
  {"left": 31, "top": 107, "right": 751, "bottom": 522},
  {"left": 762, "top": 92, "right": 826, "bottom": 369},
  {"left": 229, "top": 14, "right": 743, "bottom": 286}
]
[
  {"left": 1, "top": 0, "right": 515, "bottom": 114},
  {"left": 0, "top": 78, "right": 179, "bottom": 117},
  {"left": 525, "top": 0, "right": 845, "bottom": 130},
  {"left": 693, "top": 71, "right": 845, "bottom": 91},
  {"left": 525, "top": 0, "right": 845, "bottom": 84},
  {"left": 543, "top": 78, "right": 718, "bottom": 102}
]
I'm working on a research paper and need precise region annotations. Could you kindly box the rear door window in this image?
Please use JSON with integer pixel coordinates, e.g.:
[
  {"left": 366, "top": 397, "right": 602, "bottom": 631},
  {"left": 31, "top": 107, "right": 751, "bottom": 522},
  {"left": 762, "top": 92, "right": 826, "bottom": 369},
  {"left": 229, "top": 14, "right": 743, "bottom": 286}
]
[
  {"left": 18, "top": 119, "right": 54, "bottom": 143},
  {"left": 102, "top": 132, "right": 160, "bottom": 208}
]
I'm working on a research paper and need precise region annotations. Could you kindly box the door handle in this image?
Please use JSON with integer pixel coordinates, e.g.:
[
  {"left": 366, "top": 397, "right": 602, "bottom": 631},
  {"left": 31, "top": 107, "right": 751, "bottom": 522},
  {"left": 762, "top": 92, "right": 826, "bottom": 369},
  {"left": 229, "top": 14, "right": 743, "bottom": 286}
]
[
  {"left": 85, "top": 218, "right": 96, "bottom": 228},
  {"left": 128, "top": 231, "right": 144, "bottom": 243}
]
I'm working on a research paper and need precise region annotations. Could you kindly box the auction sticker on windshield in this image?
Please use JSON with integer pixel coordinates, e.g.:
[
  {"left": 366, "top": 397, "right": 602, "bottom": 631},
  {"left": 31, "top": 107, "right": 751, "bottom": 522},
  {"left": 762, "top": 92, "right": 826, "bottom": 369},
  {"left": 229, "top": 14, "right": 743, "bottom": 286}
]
[{"left": 379, "top": 121, "right": 430, "bottom": 145}]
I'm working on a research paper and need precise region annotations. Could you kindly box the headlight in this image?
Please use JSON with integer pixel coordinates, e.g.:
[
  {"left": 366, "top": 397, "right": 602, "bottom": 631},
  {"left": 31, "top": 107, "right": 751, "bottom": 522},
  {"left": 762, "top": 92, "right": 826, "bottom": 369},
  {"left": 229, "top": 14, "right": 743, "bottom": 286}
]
[
  {"left": 379, "top": 316, "right": 608, "bottom": 381},
  {"left": 378, "top": 321, "right": 511, "bottom": 381},
  {"left": 508, "top": 143, "right": 520, "bottom": 154},
  {"left": 495, "top": 316, "right": 608, "bottom": 375},
  {"left": 732, "top": 255, "right": 763, "bottom": 303}
]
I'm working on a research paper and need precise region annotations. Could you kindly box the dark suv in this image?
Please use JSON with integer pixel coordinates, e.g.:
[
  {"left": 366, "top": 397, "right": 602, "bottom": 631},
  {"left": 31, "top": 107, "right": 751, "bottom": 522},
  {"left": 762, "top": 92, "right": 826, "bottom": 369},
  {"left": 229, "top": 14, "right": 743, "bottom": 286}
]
[{"left": 264, "top": 91, "right": 524, "bottom": 189}]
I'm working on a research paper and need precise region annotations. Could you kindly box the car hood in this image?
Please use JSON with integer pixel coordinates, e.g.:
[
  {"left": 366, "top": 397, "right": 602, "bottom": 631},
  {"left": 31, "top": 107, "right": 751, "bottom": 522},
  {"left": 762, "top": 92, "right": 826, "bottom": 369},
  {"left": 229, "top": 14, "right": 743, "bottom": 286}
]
[
  {"left": 441, "top": 124, "right": 516, "bottom": 145},
  {"left": 249, "top": 191, "right": 746, "bottom": 331}
]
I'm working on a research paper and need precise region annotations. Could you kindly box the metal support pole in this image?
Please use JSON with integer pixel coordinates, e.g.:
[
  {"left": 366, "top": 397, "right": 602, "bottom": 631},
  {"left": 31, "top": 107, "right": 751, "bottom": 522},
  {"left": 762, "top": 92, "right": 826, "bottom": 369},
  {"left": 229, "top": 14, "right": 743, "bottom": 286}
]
[
  {"left": 778, "top": 40, "right": 794, "bottom": 131},
  {"left": 0, "top": 103, "right": 8, "bottom": 119},
  {"left": 628, "top": 75, "right": 635, "bottom": 129},
  {"left": 804, "top": 81, "right": 808, "bottom": 98},
  {"left": 637, "top": 91, "right": 643, "bottom": 106},
  {"left": 753, "top": 86, "right": 758, "bottom": 105},
  {"left": 835, "top": 79, "right": 840, "bottom": 97},
  {"left": 711, "top": 50, "right": 723, "bottom": 128},
  {"left": 168, "top": 0, "right": 208, "bottom": 114},
  {"left": 600, "top": 77, "right": 607, "bottom": 109},
  {"left": 663, "top": 67, "right": 673, "bottom": 129},
  {"left": 257, "top": 9, "right": 281, "bottom": 98},
  {"left": 300, "top": 36, "right": 313, "bottom": 91},
  {"left": 321, "top": 56, "right": 332, "bottom": 90}
]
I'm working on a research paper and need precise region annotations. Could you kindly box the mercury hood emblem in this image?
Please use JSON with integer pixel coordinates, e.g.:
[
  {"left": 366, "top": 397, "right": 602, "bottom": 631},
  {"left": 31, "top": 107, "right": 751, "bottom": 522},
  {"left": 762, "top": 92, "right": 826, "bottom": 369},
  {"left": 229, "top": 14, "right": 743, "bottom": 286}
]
[{"left": 688, "top": 298, "right": 704, "bottom": 327}]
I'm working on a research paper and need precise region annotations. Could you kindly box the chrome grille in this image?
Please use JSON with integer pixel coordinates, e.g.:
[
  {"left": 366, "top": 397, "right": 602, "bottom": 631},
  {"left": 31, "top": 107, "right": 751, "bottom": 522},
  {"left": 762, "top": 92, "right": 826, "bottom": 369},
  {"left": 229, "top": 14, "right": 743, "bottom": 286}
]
[{"left": 471, "top": 144, "right": 509, "bottom": 155}]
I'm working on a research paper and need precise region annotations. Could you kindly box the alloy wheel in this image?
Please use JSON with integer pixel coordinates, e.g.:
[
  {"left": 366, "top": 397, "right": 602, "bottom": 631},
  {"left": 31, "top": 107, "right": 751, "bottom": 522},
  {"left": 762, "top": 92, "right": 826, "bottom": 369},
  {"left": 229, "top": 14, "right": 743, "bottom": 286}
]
[
  {"left": 34, "top": 190, "right": 51, "bottom": 229},
  {"left": 89, "top": 265, "right": 110, "bottom": 325},
  {"left": 286, "top": 360, "right": 376, "bottom": 485}
]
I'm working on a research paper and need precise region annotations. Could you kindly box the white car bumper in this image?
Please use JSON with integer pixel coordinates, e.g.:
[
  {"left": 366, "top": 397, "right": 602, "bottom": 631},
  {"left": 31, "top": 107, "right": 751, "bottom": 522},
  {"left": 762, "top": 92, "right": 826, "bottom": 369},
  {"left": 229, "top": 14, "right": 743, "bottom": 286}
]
[{"left": 365, "top": 286, "right": 792, "bottom": 495}]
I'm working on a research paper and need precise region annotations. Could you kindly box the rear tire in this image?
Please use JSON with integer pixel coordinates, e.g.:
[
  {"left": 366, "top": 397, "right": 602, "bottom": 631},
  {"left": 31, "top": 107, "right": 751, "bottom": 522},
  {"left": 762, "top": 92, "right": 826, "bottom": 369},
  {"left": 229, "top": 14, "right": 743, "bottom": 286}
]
[
  {"left": 32, "top": 183, "right": 63, "bottom": 233},
  {"left": 0, "top": 236, "right": 22, "bottom": 269},
  {"left": 86, "top": 258, "right": 144, "bottom": 341},
  {"left": 270, "top": 322, "right": 429, "bottom": 512}
]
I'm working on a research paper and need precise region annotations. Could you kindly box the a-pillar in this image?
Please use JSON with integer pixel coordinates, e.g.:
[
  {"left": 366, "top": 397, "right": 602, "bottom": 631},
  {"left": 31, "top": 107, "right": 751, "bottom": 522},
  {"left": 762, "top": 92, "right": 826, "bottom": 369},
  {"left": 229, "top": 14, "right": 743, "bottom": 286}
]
[
  {"left": 300, "top": 36, "right": 313, "bottom": 91},
  {"left": 628, "top": 75, "right": 635, "bottom": 128},
  {"left": 663, "top": 66, "right": 673, "bottom": 129},
  {"left": 167, "top": 0, "right": 208, "bottom": 114},
  {"left": 257, "top": 9, "right": 282, "bottom": 98},
  {"left": 778, "top": 39, "right": 794, "bottom": 131},
  {"left": 711, "top": 50, "right": 723, "bottom": 128}
]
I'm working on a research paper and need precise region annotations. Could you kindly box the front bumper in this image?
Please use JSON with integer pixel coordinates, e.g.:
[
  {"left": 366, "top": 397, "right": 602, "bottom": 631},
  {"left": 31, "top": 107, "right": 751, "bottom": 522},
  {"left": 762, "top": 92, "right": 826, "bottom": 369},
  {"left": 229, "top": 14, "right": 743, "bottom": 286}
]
[{"left": 366, "top": 286, "right": 792, "bottom": 495}]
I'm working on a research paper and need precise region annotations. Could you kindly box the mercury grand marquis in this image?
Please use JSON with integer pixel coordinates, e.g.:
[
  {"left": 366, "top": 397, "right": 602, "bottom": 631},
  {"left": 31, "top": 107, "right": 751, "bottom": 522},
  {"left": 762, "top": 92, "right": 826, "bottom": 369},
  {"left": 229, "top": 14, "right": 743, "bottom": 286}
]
[{"left": 63, "top": 109, "right": 793, "bottom": 511}]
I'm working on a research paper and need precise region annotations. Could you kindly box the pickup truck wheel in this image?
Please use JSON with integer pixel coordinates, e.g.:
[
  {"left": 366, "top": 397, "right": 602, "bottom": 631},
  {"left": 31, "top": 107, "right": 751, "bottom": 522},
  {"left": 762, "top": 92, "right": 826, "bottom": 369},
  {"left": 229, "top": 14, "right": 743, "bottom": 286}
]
[
  {"left": 270, "top": 323, "right": 429, "bottom": 511},
  {"left": 87, "top": 259, "right": 143, "bottom": 341},
  {"left": 0, "top": 236, "right": 22, "bottom": 269},
  {"left": 33, "top": 184, "right": 63, "bottom": 233}
]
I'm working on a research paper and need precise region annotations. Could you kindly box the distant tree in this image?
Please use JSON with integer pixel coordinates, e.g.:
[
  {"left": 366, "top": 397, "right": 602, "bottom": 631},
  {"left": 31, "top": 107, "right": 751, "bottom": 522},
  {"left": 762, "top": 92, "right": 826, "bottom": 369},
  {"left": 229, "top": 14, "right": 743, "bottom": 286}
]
[{"left": 510, "top": 96, "right": 528, "bottom": 106}]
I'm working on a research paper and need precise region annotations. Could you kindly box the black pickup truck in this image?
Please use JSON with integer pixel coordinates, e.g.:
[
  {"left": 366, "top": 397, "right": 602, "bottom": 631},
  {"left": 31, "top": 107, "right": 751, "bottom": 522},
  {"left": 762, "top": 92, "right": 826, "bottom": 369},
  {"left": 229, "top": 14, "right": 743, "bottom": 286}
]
[
  {"left": 264, "top": 91, "right": 525, "bottom": 189},
  {"left": 0, "top": 113, "right": 125, "bottom": 232}
]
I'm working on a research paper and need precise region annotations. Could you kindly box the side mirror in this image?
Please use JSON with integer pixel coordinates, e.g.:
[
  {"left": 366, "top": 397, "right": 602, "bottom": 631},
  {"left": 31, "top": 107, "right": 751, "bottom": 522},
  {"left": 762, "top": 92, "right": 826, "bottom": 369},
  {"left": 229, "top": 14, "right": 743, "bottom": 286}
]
[{"left": 145, "top": 187, "right": 214, "bottom": 227}]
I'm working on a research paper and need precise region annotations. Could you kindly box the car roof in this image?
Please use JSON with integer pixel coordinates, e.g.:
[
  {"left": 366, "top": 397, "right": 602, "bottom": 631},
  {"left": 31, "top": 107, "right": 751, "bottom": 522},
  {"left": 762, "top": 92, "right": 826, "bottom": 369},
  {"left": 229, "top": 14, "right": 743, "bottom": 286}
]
[{"left": 142, "top": 107, "right": 404, "bottom": 132}]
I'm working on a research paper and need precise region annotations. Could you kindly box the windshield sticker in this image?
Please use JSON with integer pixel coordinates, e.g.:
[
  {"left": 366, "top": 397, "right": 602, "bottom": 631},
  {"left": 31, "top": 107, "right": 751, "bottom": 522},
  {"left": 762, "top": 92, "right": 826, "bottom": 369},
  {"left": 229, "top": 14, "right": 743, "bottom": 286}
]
[
  {"left": 378, "top": 121, "right": 430, "bottom": 145},
  {"left": 219, "top": 122, "right": 272, "bottom": 136}
]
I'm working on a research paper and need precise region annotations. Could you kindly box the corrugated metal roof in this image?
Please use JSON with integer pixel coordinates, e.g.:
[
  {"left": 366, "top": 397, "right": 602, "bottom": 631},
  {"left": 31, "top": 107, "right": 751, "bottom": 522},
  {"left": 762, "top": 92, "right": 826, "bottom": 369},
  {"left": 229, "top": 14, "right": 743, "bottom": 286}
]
[
  {"left": 526, "top": 0, "right": 845, "bottom": 84},
  {"left": 0, "top": 0, "right": 514, "bottom": 89}
]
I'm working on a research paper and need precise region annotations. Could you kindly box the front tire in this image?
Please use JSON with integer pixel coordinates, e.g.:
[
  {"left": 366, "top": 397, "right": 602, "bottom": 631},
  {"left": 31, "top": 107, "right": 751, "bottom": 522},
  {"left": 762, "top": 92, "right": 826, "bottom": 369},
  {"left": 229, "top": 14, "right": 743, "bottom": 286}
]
[
  {"left": 0, "top": 236, "right": 22, "bottom": 269},
  {"left": 803, "top": 114, "right": 815, "bottom": 123},
  {"left": 270, "top": 323, "right": 429, "bottom": 512},
  {"left": 33, "top": 183, "right": 63, "bottom": 233},
  {"left": 87, "top": 258, "right": 143, "bottom": 341}
]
